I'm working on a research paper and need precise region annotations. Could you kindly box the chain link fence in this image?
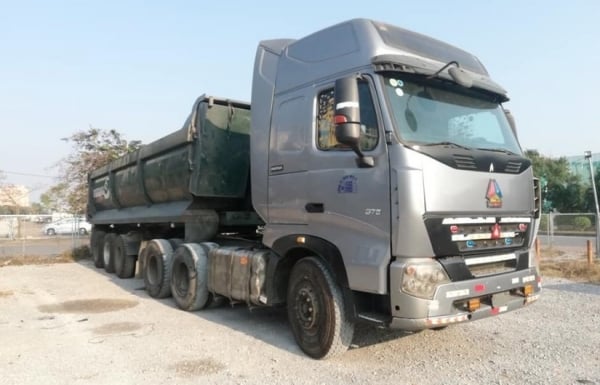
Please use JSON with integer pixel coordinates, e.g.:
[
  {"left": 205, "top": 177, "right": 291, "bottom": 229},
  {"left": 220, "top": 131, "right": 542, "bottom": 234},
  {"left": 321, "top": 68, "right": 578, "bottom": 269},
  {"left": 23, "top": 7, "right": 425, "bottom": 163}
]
[
  {"left": 0, "top": 215, "right": 90, "bottom": 259},
  {"left": 1, "top": 213, "right": 597, "bottom": 259},
  {"left": 536, "top": 213, "right": 598, "bottom": 259}
]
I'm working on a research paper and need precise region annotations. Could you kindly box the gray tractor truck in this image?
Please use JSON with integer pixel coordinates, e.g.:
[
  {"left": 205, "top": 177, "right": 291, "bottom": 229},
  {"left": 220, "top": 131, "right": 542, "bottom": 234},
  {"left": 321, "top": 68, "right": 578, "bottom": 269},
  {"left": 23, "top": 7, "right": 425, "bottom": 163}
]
[{"left": 87, "top": 18, "right": 541, "bottom": 359}]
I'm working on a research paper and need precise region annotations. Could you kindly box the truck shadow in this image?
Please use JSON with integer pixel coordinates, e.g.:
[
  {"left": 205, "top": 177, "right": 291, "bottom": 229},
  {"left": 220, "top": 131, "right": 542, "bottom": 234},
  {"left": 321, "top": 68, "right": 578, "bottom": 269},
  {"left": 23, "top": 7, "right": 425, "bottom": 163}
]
[
  {"left": 76, "top": 259, "right": 415, "bottom": 358},
  {"left": 544, "top": 282, "right": 600, "bottom": 296}
]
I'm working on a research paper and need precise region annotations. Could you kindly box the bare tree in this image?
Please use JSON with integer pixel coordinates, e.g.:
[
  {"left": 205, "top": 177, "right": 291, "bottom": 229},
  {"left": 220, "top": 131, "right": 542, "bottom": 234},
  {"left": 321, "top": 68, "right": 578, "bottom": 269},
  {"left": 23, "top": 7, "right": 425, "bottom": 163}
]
[
  {"left": 0, "top": 171, "right": 28, "bottom": 238},
  {"left": 48, "top": 127, "right": 141, "bottom": 214}
]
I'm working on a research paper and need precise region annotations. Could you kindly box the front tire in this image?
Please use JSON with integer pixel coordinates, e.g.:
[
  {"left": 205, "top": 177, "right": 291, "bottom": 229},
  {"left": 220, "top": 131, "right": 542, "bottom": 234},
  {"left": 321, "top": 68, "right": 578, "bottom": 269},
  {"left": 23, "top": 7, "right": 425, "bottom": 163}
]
[{"left": 287, "top": 257, "right": 354, "bottom": 359}]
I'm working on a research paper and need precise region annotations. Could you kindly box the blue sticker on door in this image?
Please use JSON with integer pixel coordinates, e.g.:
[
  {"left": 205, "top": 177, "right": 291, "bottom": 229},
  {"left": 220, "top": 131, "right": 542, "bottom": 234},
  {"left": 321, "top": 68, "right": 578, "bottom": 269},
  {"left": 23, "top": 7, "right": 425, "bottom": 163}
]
[{"left": 338, "top": 175, "right": 357, "bottom": 193}]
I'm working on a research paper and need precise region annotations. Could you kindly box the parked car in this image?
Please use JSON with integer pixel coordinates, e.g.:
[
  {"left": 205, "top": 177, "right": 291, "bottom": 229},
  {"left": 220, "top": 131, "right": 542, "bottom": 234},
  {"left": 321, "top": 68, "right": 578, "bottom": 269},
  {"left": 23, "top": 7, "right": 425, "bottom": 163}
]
[{"left": 42, "top": 217, "right": 92, "bottom": 236}]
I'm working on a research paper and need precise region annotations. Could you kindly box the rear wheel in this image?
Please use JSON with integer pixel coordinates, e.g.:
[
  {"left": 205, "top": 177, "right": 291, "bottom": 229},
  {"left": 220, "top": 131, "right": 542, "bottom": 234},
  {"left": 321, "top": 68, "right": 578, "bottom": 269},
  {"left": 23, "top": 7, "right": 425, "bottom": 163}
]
[
  {"left": 113, "top": 235, "right": 136, "bottom": 279},
  {"left": 90, "top": 229, "right": 106, "bottom": 268},
  {"left": 170, "top": 243, "right": 215, "bottom": 311},
  {"left": 287, "top": 257, "right": 354, "bottom": 359},
  {"left": 143, "top": 239, "right": 174, "bottom": 298},
  {"left": 46, "top": 228, "right": 56, "bottom": 236},
  {"left": 78, "top": 228, "right": 88, "bottom": 236},
  {"left": 103, "top": 233, "right": 117, "bottom": 273}
]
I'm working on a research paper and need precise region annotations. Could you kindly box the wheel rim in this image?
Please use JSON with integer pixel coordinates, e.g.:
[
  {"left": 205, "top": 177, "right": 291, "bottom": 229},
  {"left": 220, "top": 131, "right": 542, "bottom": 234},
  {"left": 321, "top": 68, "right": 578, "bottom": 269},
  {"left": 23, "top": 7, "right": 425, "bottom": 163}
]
[{"left": 294, "top": 283, "right": 319, "bottom": 331}]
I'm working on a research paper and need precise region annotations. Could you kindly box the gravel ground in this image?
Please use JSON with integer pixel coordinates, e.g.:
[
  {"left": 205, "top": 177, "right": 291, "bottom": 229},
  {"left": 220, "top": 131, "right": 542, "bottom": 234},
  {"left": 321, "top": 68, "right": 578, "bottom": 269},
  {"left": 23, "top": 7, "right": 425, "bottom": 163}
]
[{"left": 0, "top": 260, "right": 599, "bottom": 385}]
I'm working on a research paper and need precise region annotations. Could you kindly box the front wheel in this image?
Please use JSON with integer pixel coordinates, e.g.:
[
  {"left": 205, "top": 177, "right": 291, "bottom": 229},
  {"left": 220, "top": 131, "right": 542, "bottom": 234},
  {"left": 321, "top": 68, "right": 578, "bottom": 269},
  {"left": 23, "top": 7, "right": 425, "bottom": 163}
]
[{"left": 287, "top": 257, "right": 354, "bottom": 359}]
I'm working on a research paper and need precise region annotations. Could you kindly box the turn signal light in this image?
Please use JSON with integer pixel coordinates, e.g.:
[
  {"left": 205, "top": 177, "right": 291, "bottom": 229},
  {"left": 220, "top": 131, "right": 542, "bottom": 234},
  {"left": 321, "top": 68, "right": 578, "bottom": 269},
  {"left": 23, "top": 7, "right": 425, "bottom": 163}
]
[{"left": 468, "top": 298, "right": 481, "bottom": 312}]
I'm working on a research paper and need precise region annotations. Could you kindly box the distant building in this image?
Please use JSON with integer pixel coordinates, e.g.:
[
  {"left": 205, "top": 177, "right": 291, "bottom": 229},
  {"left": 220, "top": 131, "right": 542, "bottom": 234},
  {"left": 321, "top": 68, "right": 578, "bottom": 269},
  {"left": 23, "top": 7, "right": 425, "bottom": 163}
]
[
  {"left": 567, "top": 152, "right": 600, "bottom": 185},
  {"left": 0, "top": 185, "right": 30, "bottom": 207}
]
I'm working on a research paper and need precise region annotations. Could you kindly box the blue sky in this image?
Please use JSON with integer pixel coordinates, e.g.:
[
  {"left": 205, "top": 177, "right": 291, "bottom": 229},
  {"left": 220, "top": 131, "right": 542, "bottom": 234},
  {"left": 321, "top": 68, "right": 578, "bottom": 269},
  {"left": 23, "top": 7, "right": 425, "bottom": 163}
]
[{"left": 1, "top": 1, "right": 599, "bottom": 201}]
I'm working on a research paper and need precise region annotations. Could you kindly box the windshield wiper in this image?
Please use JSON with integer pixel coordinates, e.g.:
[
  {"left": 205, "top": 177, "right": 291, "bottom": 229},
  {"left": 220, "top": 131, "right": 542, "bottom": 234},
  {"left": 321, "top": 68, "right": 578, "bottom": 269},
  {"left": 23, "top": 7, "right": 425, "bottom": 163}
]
[
  {"left": 476, "top": 147, "right": 517, "bottom": 155},
  {"left": 421, "top": 141, "right": 472, "bottom": 150}
]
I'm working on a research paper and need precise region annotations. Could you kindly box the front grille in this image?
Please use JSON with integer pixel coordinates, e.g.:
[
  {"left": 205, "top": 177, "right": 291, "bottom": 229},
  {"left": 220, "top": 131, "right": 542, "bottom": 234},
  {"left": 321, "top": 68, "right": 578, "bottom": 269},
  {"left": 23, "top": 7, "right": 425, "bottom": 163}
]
[
  {"left": 451, "top": 222, "right": 526, "bottom": 252},
  {"left": 464, "top": 252, "right": 517, "bottom": 277},
  {"left": 425, "top": 215, "right": 533, "bottom": 268},
  {"left": 427, "top": 216, "right": 533, "bottom": 281},
  {"left": 468, "top": 260, "right": 516, "bottom": 277}
]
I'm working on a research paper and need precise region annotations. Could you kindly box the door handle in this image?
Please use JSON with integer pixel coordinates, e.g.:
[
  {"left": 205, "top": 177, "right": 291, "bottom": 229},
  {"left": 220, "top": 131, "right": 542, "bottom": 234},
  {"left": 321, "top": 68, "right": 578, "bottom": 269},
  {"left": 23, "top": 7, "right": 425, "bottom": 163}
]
[{"left": 305, "top": 203, "right": 324, "bottom": 213}]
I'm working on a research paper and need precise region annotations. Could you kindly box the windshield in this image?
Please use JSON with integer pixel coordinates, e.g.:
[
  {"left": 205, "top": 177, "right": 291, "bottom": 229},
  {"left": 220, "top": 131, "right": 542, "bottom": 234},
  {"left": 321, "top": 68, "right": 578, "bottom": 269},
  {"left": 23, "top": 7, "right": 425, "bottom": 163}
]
[{"left": 383, "top": 75, "right": 522, "bottom": 155}]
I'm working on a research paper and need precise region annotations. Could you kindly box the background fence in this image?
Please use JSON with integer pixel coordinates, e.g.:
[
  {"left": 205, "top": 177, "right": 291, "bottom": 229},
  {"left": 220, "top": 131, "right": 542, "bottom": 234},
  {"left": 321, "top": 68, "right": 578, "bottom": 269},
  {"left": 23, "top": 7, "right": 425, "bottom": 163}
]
[
  {"left": 1, "top": 213, "right": 597, "bottom": 259},
  {"left": 0, "top": 215, "right": 89, "bottom": 259},
  {"left": 537, "top": 213, "right": 598, "bottom": 254}
]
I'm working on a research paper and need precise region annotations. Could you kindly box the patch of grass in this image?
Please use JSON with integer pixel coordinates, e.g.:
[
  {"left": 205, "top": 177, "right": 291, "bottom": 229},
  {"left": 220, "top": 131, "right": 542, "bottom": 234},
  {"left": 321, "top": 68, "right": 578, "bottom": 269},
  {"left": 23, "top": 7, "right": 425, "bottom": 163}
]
[
  {"left": 0, "top": 245, "right": 91, "bottom": 267},
  {"left": 540, "top": 259, "right": 600, "bottom": 284}
]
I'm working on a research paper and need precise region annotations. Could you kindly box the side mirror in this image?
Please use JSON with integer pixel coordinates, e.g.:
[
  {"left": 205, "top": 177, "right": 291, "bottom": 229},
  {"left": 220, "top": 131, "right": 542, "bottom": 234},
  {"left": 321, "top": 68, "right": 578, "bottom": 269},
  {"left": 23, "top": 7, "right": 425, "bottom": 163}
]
[{"left": 334, "top": 76, "right": 374, "bottom": 168}]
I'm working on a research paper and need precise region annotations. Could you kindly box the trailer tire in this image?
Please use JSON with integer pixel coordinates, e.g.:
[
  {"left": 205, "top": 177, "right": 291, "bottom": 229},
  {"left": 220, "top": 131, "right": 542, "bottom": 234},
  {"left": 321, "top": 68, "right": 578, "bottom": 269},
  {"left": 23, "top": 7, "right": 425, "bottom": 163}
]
[
  {"left": 114, "top": 235, "right": 136, "bottom": 279},
  {"left": 143, "top": 239, "right": 173, "bottom": 298},
  {"left": 168, "top": 238, "right": 184, "bottom": 249},
  {"left": 170, "top": 243, "right": 215, "bottom": 311},
  {"left": 103, "top": 233, "right": 117, "bottom": 273},
  {"left": 90, "top": 229, "right": 106, "bottom": 268},
  {"left": 287, "top": 257, "right": 354, "bottom": 359}
]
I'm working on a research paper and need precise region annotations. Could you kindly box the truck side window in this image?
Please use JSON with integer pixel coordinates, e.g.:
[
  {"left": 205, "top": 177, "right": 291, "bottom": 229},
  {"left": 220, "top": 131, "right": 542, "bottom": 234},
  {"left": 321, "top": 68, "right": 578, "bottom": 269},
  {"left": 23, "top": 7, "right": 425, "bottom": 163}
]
[{"left": 317, "top": 81, "right": 379, "bottom": 151}]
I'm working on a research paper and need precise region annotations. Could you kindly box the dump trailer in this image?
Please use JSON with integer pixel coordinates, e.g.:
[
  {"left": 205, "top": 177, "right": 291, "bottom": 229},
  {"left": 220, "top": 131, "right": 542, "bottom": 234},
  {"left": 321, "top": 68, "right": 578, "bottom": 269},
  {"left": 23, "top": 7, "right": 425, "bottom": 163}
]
[{"left": 88, "top": 18, "right": 541, "bottom": 359}]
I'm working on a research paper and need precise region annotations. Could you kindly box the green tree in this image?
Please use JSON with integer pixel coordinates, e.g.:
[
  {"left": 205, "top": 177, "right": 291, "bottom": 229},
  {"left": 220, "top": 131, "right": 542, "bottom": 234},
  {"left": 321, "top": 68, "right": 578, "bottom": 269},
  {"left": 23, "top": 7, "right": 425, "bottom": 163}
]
[
  {"left": 39, "top": 183, "right": 69, "bottom": 213},
  {"left": 48, "top": 127, "right": 141, "bottom": 214},
  {"left": 525, "top": 149, "right": 586, "bottom": 212}
]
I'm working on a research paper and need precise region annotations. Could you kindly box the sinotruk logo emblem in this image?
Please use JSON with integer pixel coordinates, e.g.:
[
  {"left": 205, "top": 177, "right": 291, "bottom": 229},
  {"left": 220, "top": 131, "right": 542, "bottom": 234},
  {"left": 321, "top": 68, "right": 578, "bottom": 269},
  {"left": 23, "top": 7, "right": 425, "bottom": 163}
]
[{"left": 486, "top": 179, "right": 503, "bottom": 208}]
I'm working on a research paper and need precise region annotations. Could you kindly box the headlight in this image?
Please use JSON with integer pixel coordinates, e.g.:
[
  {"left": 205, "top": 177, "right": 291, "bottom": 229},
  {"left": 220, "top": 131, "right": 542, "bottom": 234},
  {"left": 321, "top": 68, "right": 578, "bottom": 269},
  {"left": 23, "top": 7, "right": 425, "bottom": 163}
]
[{"left": 401, "top": 261, "right": 450, "bottom": 299}]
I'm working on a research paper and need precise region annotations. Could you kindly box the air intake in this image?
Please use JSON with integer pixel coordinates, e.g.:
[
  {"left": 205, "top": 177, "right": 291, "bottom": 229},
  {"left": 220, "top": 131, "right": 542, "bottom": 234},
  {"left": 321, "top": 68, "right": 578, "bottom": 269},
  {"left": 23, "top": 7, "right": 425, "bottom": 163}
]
[
  {"left": 505, "top": 161, "right": 523, "bottom": 173},
  {"left": 453, "top": 154, "right": 476, "bottom": 170}
]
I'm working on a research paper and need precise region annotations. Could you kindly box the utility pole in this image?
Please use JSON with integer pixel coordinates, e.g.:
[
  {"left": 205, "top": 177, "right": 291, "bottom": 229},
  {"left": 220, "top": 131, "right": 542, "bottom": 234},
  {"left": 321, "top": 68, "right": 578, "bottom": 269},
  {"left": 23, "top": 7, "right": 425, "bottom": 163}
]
[{"left": 584, "top": 151, "right": 600, "bottom": 259}]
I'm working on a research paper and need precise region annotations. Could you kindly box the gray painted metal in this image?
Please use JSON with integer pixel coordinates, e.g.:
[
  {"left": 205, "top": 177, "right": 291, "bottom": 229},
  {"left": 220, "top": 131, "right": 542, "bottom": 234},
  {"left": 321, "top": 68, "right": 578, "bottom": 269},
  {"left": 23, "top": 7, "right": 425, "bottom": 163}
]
[
  {"left": 252, "top": 18, "right": 535, "bottom": 297},
  {"left": 388, "top": 258, "right": 540, "bottom": 330}
]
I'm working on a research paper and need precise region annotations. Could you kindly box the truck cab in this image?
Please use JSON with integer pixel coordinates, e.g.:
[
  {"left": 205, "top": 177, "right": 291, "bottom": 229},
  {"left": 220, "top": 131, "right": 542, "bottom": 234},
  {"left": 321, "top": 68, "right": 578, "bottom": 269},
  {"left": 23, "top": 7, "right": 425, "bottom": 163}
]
[{"left": 251, "top": 18, "right": 540, "bottom": 341}]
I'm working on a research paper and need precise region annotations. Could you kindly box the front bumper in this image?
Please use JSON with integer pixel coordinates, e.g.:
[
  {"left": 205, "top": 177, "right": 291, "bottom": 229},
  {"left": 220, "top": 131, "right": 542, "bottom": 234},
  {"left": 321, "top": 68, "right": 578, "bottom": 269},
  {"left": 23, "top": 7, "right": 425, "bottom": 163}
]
[{"left": 388, "top": 264, "right": 541, "bottom": 331}]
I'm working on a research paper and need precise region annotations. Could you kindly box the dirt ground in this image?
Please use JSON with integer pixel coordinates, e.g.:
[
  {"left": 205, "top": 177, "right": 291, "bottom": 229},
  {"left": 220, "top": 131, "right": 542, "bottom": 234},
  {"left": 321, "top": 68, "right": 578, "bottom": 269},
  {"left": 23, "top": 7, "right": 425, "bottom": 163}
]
[{"left": 1, "top": 259, "right": 599, "bottom": 385}]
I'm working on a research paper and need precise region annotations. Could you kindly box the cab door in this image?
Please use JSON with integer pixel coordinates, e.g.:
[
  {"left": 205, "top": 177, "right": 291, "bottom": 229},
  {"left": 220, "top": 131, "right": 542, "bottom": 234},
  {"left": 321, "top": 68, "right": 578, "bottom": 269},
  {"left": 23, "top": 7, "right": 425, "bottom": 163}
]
[{"left": 305, "top": 76, "right": 392, "bottom": 294}]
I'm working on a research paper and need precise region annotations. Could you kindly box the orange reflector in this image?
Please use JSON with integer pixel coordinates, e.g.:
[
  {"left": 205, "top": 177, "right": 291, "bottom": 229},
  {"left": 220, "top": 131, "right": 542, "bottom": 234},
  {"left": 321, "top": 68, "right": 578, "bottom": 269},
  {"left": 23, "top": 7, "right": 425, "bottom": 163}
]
[
  {"left": 523, "top": 284, "right": 533, "bottom": 296},
  {"left": 468, "top": 298, "right": 481, "bottom": 312}
]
